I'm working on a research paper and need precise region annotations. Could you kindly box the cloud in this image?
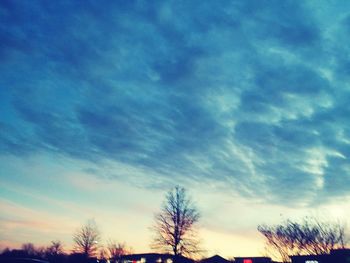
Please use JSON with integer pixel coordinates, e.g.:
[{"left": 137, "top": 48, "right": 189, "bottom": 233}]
[{"left": 1, "top": 0, "right": 350, "bottom": 206}]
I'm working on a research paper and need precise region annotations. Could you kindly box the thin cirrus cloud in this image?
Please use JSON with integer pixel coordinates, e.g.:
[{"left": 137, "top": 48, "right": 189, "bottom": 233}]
[{"left": 1, "top": 0, "right": 350, "bottom": 208}]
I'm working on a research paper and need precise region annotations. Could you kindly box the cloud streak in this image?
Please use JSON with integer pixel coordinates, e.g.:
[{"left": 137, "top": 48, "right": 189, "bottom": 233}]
[{"left": 1, "top": 0, "right": 350, "bottom": 206}]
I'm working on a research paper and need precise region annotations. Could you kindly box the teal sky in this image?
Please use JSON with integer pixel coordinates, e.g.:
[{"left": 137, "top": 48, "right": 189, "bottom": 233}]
[{"left": 1, "top": 0, "right": 350, "bottom": 258}]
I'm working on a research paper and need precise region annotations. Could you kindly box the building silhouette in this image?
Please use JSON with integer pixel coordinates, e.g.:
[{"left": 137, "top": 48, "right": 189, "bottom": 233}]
[
  {"left": 290, "top": 249, "right": 350, "bottom": 263},
  {"left": 118, "top": 253, "right": 193, "bottom": 263}
]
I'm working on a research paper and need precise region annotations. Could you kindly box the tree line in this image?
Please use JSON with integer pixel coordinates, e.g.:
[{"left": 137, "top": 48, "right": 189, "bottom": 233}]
[
  {"left": 258, "top": 217, "right": 347, "bottom": 262},
  {"left": 0, "top": 186, "right": 348, "bottom": 263}
]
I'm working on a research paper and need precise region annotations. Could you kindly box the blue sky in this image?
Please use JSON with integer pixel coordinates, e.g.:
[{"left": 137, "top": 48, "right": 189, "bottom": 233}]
[{"left": 1, "top": 0, "right": 350, "bottom": 258}]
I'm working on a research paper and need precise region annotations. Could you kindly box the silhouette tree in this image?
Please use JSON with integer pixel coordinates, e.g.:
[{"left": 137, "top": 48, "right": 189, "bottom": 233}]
[
  {"left": 258, "top": 217, "right": 347, "bottom": 263},
  {"left": 151, "top": 186, "right": 201, "bottom": 259},
  {"left": 45, "top": 241, "right": 65, "bottom": 263},
  {"left": 107, "top": 240, "right": 130, "bottom": 261},
  {"left": 46, "top": 240, "right": 64, "bottom": 256},
  {"left": 19, "top": 243, "right": 46, "bottom": 259},
  {"left": 21, "top": 243, "right": 37, "bottom": 257},
  {"left": 0, "top": 247, "right": 11, "bottom": 256},
  {"left": 1, "top": 248, "right": 28, "bottom": 259},
  {"left": 98, "top": 247, "right": 110, "bottom": 261},
  {"left": 73, "top": 220, "right": 101, "bottom": 257}
]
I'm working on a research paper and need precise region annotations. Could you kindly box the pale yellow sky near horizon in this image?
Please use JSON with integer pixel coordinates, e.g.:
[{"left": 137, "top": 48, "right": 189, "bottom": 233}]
[{"left": 1, "top": 156, "right": 349, "bottom": 260}]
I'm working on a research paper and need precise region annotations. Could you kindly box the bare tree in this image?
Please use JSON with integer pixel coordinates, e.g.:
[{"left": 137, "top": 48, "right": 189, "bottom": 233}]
[
  {"left": 21, "top": 243, "right": 36, "bottom": 256},
  {"left": 151, "top": 186, "right": 201, "bottom": 259},
  {"left": 44, "top": 241, "right": 65, "bottom": 263},
  {"left": 107, "top": 240, "right": 130, "bottom": 261},
  {"left": 73, "top": 219, "right": 101, "bottom": 257},
  {"left": 20, "top": 243, "right": 46, "bottom": 258},
  {"left": 46, "top": 241, "right": 64, "bottom": 256},
  {"left": 98, "top": 247, "right": 110, "bottom": 261},
  {"left": 258, "top": 217, "right": 347, "bottom": 262},
  {"left": 35, "top": 246, "right": 46, "bottom": 259}
]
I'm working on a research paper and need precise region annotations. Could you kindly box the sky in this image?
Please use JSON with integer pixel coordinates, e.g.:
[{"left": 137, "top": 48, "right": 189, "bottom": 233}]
[{"left": 1, "top": 0, "right": 350, "bottom": 259}]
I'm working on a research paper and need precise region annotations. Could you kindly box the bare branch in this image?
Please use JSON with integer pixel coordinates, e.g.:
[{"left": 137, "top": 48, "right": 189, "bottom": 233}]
[
  {"left": 151, "top": 186, "right": 201, "bottom": 259},
  {"left": 73, "top": 219, "right": 101, "bottom": 258},
  {"left": 258, "top": 217, "right": 348, "bottom": 263}
]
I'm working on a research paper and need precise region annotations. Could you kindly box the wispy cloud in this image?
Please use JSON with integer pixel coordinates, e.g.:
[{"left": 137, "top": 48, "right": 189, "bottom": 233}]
[{"left": 1, "top": 0, "right": 350, "bottom": 208}]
